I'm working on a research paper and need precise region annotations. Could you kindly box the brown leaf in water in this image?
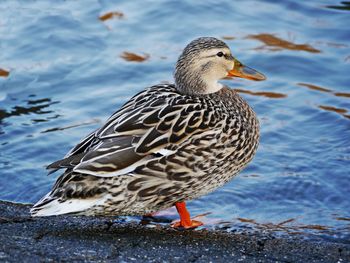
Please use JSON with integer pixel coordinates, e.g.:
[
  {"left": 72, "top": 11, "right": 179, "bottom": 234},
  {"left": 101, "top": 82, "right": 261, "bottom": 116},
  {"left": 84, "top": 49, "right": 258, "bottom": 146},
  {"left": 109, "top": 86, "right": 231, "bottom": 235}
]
[
  {"left": 297, "top": 83, "right": 350, "bottom": 100},
  {"left": 0, "top": 68, "right": 10, "bottom": 77},
  {"left": 334, "top": 92, "right": 350, "bottom": 98},
  {"left": 299, "top": 224, "right": 329, "bottom": 231},
  {"left": 318, "top": 105, "right": 348, "bottom": 114},
  {"left": 335, "top": 217, "right": 350, "bottom": 221},
  {"left": 120, "top": 52, "right": 150, "bottom": 62},
  {"left": 297, "top": 83, "right": 332, "bottom": 93},
  {"left": 277, "top": 218, "right": 296, "bottom": 226},
  {"left": 99, "top": 11, "right": 124, "bottom": 21},
  {"left": 222, "top": 36, "right": 235, "bottom": 40},
  {"left": 247, "top": 33, "right": 321, "bottom": 53},
  {"left": 237, "top": 217, "right": 257, "bottom": 224},
  {"left": 235, "top": 88, "right": 287, "bottom": 98},
  {"left": 192, "top": 212, "right": 212, "bottom": 221}
]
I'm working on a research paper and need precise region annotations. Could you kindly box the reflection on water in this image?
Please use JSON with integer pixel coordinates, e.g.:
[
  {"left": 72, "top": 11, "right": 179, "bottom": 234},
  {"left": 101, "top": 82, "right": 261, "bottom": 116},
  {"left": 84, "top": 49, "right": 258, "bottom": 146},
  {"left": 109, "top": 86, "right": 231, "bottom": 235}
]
[
  {"left": 317, "top": 41, "right": 348, "bottom": 49},
  {"left": 0, "top": 68, "right": 10, "bottom": 77},
  {"left": 0, "top": 0, "right": 349, "bottom": 242},
  {"left": 120, "top": 52, "right": 150, "bottom": 62},
  {"left": 0, "top": 98, "right": 59, "bottom": 123},
  {"left": 247, "top": 34, "right": 321, "bottom": 53},
  {"left": 326, "top": 1, "right": 350, "bottom": 11},
  {"left": 237, "top": 217, "right": 331, "bottom": 231},
  {"left": 41, "top": 119, "right": 101, "bottom": 133},
  {"left": 32, "top": 116, "right": 60, "bottom": 123},
  {"left": 228, "top": 217, "right": 337, "bottom": 236}
]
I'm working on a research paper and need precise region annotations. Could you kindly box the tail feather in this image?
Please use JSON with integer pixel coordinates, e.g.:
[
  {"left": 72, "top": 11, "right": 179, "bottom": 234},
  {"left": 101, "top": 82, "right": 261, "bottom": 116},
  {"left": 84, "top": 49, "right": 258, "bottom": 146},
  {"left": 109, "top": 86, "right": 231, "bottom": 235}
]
[
  {"left": 30, "top": 196, "right": 102, "bottom": 217},
  {"left": 31, "top": 170, "right": 109, "bottom": 217}
]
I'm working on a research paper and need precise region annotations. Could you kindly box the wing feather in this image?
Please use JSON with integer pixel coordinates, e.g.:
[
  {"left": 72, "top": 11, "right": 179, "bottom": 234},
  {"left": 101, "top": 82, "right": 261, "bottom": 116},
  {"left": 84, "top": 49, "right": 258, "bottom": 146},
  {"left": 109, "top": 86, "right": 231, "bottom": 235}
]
[{"left": 47, "top": 85, "right": 226, "bottom": 177}]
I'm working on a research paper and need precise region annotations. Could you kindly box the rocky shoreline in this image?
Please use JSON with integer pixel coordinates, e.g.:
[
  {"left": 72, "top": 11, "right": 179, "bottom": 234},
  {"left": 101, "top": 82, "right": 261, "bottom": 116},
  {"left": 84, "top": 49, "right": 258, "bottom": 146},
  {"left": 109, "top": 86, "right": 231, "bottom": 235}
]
[{"left": 0, "top": 200, "right": 349, "bottom": 262}]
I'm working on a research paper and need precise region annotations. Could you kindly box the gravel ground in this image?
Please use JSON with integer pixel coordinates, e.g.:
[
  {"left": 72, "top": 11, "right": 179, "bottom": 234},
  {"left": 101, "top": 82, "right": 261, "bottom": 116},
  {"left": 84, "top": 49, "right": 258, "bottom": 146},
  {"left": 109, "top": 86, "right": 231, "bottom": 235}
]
[{"left": 0, "top": 200, "right": 349, "bottom": 262}]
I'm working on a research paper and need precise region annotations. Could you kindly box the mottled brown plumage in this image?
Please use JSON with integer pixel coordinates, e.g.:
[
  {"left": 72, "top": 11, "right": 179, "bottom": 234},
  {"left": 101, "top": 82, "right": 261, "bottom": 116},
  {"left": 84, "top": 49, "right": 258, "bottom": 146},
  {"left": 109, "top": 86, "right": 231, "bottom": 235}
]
[{"left": 31, "top": 37, "right": 265, "bottom": 225}]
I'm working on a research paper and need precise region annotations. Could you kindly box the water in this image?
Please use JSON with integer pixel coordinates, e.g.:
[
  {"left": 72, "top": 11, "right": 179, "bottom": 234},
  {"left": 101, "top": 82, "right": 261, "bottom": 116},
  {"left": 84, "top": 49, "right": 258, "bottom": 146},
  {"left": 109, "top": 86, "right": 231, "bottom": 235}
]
[{"left": 1, "top": 0, "right": 349, "bottom": 241}]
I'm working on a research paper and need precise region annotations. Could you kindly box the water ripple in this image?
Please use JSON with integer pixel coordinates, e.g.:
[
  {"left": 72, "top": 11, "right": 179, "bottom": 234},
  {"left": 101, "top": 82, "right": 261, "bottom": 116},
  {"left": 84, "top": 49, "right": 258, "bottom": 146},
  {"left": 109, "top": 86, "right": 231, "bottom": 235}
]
[{"left": 0, "top": 0, "right": 349, "bottom": 242}]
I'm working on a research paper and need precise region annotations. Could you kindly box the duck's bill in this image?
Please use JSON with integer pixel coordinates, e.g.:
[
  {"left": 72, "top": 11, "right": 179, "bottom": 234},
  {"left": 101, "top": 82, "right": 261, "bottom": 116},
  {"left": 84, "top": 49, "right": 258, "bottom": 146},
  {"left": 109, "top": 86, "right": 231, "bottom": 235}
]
[{"left": 227, "top": 60, "right": 266, "bottom": 81}]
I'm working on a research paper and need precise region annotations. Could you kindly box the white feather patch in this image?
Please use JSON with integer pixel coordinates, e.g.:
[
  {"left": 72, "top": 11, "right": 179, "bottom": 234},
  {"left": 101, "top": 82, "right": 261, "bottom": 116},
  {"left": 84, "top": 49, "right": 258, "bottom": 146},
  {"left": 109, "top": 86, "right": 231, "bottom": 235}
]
[
  {"left": 31, "top": 198, "right": 103, "bottom": 216},
  {"left": 155, "top": 148, "right": 176, "bottom": 156}
]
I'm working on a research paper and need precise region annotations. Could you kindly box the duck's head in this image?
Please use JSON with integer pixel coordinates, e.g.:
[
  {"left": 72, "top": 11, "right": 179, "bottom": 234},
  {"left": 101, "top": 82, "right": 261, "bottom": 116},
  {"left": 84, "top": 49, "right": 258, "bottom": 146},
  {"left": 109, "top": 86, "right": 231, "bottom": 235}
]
[{"left": 174, "top": 37, "right": 266, "bottom": 95}]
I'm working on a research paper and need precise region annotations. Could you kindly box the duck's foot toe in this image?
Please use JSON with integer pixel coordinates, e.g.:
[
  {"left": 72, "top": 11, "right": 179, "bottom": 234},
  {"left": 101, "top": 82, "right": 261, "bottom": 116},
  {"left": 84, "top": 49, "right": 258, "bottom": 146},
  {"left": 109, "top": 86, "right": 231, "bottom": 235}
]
[{"left": 171, "top": 219, "right": 203, "bottom": 229}]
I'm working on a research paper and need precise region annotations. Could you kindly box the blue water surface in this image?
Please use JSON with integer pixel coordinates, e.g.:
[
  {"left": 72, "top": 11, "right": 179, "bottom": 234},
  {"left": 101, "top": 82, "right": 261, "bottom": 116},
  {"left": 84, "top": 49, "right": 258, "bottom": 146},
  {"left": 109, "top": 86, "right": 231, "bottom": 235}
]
[{"left": 1, "top": 0, "right": 349, "bottom": 241}]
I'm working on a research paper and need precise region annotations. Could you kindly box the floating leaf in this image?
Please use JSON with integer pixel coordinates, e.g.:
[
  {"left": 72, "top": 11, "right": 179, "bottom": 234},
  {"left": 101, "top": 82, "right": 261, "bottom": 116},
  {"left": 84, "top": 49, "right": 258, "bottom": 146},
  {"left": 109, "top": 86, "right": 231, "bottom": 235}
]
[
  {"left": 318, "top": 105, "right": 350, "bottom": 120},
  {"left": 299, "top": 224, "right": 329, "bottom": 231},
  {"left": 120, "top": 52, "right": 149, "bottom": 62},
  {"left": 297, "top": 83, "right": 332, "bottom": 93},
  {"left": 237, "top": 217, "right": 256, "bottom": 224},
  {"left": 298, "top": 83, "right": 350, "bottom": 99},
  {"left": 335, "top": 217, "right": 350, "bottom": 221},
  {"left": 277, "top": 218, "right": 296, "bottom": 226},
  {"left": 222, "top": 36, "right": 235, "bottom": 40},
  {"left": 248, "top": 33, "right": 321, "bottom": 53},
  {"left": 235, "top": 88, "right": 287, "bottom": 98},
  {"left": 0, "top": 68, "right": 10, "bottom": 77},
  {"left": 99, "top": 11, "right": 124, "bottom": 21},
  {"left": 334, "top": 92, "right": 350, "bottom": 98},
  {"left": 318, "top": 105, "right": 347, "bottom": 114}
]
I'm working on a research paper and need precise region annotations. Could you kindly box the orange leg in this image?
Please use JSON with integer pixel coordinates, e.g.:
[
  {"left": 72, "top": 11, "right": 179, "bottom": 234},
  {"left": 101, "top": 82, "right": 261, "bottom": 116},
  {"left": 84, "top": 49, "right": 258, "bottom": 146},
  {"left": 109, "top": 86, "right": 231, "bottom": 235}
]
[{"left": 171, "top": 202, "right": 203, "bottom": 229}]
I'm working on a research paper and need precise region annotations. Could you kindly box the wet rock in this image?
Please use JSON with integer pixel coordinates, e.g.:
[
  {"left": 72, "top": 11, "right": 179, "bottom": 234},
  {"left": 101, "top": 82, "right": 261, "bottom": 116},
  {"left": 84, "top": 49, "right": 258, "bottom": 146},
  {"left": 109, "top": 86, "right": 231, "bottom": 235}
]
[{"left": 0, "top": 200, "right": 349, "bottom": 262}]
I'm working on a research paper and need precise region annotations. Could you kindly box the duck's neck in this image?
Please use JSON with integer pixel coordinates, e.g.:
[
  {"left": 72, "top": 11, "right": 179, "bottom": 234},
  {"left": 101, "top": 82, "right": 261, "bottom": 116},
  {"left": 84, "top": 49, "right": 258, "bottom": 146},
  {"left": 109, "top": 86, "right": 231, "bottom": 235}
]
[{"left": 174, "top": 68, "right": 223, "bottom": 95}]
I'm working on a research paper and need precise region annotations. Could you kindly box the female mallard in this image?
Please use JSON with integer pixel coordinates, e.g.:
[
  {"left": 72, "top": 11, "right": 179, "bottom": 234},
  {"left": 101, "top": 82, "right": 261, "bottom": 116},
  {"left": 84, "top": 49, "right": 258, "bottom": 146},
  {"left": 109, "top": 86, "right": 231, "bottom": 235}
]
[{"left": 31, "top": 37, "right": 266, "bottom": 229}]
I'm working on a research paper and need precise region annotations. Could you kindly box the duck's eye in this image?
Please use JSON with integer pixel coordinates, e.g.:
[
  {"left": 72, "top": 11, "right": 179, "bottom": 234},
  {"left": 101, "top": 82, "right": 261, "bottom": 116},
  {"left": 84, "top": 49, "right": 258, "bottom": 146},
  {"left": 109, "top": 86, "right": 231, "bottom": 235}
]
[{"left": 216, "top": 52, "right": 224, "bottom": 57}]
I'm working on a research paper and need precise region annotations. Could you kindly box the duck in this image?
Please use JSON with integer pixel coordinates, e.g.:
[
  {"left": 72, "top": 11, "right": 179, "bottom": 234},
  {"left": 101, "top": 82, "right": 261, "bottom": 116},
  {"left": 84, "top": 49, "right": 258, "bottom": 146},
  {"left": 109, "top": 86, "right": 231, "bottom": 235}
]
[{"left": 31, "top": 37, "right": 266, "bottom": 229}]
